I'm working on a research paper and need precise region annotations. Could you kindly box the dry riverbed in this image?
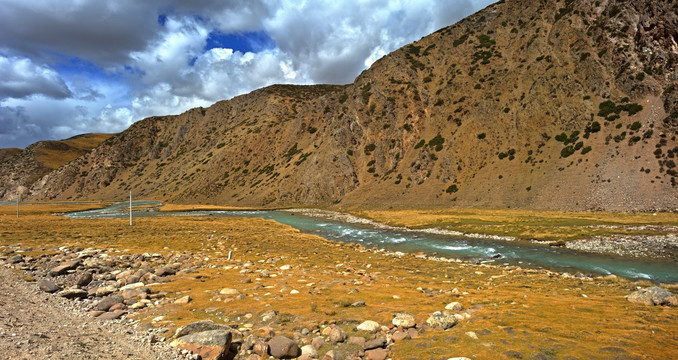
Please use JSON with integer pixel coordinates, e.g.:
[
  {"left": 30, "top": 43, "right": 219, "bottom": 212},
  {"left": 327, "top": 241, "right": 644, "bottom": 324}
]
[{"left": 1, "top": 204, "right": 677, "bottom": 359}]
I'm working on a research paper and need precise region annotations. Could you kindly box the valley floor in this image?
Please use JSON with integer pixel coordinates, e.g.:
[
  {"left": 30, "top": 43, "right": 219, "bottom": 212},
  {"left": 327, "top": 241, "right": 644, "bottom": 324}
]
[{"left": 0, "top": 204, "right": 677, "bottom": 359}]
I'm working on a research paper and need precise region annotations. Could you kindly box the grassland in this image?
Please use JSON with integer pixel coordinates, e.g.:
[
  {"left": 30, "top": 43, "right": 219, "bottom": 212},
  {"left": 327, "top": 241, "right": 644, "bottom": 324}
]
[
  {"left": 353, "top": 208, "right": 678, "bottom": 242},
  {"left": 1, "top": 204, "right": 677, "bottom": 359}
]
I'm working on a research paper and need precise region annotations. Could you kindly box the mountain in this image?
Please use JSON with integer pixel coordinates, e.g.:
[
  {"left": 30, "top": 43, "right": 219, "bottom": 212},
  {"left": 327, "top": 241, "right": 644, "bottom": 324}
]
[
  {"left": 19, "top": 0, "right": 678, "bottom": 211},
  {"left": 0, "top": 133, "right": 113, "bottom": 200}
]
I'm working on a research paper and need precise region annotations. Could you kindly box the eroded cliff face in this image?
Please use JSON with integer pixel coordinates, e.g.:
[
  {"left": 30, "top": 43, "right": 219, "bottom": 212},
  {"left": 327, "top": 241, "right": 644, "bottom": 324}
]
[
  {"left": 0, "top": 134, "right": 112, "bottom": 200},
  {"left": 20, "top": 0, "right": 678, "bottom": 211}
]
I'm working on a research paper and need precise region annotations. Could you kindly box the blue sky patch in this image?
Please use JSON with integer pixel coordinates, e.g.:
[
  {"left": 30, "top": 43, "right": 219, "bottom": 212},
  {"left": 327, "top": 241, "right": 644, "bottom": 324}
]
[{"left": 204, "top": 30, "right": 276, "bottom": 54}]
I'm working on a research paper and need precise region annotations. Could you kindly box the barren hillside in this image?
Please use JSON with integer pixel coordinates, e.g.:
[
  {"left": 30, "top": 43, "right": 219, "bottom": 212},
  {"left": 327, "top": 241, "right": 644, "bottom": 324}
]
[{"left": 18, "top": 0, "right": 678, "bottom": 211}]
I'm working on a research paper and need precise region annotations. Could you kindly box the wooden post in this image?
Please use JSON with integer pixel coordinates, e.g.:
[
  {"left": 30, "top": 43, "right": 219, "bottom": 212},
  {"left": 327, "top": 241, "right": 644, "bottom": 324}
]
[{"left": 129, "top": 191, "right": 133, "bottom": 226}]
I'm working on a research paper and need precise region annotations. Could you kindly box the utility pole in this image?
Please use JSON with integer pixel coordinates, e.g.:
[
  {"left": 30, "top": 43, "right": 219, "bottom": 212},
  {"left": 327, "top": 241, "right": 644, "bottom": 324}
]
[{"left": 129, "top": 191, "right": 133, "bottom": 226}]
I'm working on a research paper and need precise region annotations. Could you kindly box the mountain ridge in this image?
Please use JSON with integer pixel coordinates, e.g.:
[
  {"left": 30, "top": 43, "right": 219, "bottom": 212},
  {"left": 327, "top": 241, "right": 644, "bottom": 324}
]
[{"left": 6, "top": 0, "right": 678, "bottom": 211}]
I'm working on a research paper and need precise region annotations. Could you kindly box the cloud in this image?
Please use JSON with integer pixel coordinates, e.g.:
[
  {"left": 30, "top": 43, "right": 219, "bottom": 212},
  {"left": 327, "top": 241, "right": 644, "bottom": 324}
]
[{"left": 0, "top": 55, "right": 72, "bottom": 99}]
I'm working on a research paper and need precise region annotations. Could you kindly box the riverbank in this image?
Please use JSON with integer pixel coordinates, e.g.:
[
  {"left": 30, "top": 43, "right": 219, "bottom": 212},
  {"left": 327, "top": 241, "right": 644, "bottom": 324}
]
[{"left": 1, "top": 204, "right": 677, "bottom": 359}]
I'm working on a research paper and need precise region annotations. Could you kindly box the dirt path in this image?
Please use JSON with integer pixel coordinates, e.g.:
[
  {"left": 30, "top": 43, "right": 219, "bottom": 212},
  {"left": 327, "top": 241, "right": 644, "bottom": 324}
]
[{"left": 0, "top": 267, "right": 181, "bottom": 360}]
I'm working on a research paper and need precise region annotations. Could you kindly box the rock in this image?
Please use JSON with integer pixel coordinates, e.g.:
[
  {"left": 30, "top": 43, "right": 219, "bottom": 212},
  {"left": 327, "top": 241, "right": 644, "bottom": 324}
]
[
  {"left": 219, "top": 288, "right": 240, "bottom": 295},
  {"left": 447, "top": 358, "right": 472, "bottom": 360},
  {"left": 119, "top": 282, "right": 145, "bottom": 291},
  {"left": 300, "top": 344, "right": 318, "bottom": 359},
  {"left": 426, "top": 311, "right": 458, "bottom": 330},
  {"left": 49, "top": 260, "right": 80, "bottom": 276},
  {"left": 175, "top": 321, "right": 232, "bottom": 339},
  {"left": 392, "top": 331, "right": 410, "bottom": 342},
  {"left": 155, "top": 266, "right": 176, "bottom": 276},
  {"left": 322, "top": 350, "right": 336, "bottom": 360},
  {"left": 311, "top": 336, "right": 325, "bottom": 350},
  {"left": 170, "top": 330, "right": 233, "bottom": 360},
  {"left": 407, "top": 328, "right": 419, "bottom": 338},
  {"left": 98, "top": 311, "right": 125, "bottom": 320},
  {"left": 88, "top": 310, "right": 105, "bottom": 317},
  {"left": 348, "top": 337, "right": 365, "bottom": 347},
  {"left": 392, "top": 312, "right": 416, "bottom": 328},
  {"left": 57, "top": 288, "right": 88, "bottom": 299},
  {"left": 37, "top": 279, "right": 61, "bottom": 293},
  {"left": 351, "top": 300, "right": 366, "bottom": 307},
  {"left": 626, "top": 287, "right": 678, "bottom": 306},
  {"left": 364, "top": 338, "right": 386, "bottom": 350},
  {"left": 329, "top": 327, "right": 347, "bottom": 343},
  {"left": 95, "top": 285, "right": 118, "bottom": 297},
  {"left": 365, "top": 348, "right": 388, "bottom": 360},
  {"left": 268, "top": 335, "right": 301, "bottom": 359},
  {"left": 444, "top": 302, "right": 463, "bottom": 312},
  {"left": 174, "top": 295, "right": 191, "bottom": 304},
  {"left": 357, "top": 320, "right": 380, "bottom": 333},
  {"left": 121, "top": 288, "right": 149, "bottom": 300},
  {"left": 465, "top": 331, "right": 478, "bottom": 340},
  {"left": 76, "top": 272, "right": 93, "bottom": 287},
  {"left": 7, "top": 254, "right": 23, "bottom": 264},
  {"left": 109, "top": 303, "right": 126, "bottom": 311},
  {"left": 96, "top": 294, "right": 124, "bottom": 311},
  {"left": 253, "top": 341, "right": 269, "bottom": 357}
]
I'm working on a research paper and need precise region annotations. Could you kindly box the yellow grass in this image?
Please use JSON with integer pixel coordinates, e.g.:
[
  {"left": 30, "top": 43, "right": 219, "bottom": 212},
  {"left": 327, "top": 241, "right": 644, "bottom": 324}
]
[
  {"left": 354, "top": 208, "right": 678, "bottom": 241},
  {"left": 159, "top": 204, "right": 257, "bottom": 212},
  {"left": 0, "top": 204, "right": 676, "bottom": 359}
]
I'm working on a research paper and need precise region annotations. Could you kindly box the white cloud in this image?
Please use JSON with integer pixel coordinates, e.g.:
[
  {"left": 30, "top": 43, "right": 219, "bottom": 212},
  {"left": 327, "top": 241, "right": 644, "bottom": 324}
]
[{"left": 0, "top": 55, "right": 72, "bottom": 99}]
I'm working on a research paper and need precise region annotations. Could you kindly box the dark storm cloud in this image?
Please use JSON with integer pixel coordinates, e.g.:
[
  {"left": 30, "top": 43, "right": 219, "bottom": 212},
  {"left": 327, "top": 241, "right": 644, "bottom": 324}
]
[{"left": 0, "top": 55, "right": 72, "bottom": 99}]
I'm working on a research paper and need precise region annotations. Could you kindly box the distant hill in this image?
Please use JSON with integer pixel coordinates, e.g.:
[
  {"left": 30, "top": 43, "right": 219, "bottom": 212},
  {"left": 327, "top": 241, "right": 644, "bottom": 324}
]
[
  {"left": 19, "top": 0, "right": 678, "bottom": 211},
  {"left": 0, "top": 133, "right": 113, "bottom": 200}
]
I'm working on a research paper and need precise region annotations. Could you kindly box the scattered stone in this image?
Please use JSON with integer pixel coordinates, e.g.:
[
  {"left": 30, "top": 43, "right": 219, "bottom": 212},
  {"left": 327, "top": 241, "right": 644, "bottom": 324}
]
[
  {"left": 87, "top": 310, "right": 105, "bottom": 317},
  {"left": 76, "top": 272, "right": 93, "bottom": 287},
  {"left": 351, "top": 300, "right": 366, "bottom": 307},
  {"left": 268, "top": 335, "right": 301, "bottom": 359},
  {"left": 407, "top": 328, "right": 419, "bottom": 338},
  {"left": 119, "top": 282, "right": 145, "bottom": 291},
  {"left": 175, "top": 320, "right": 232, "bottom": 339},
  {"left": 220, "top": 288, "right": 240, "bottom": 296},
  {"left": 7, "top": 254, "right": 23, "bottom": 264},
  {"left": 57, "top": 288, "right": 87, "bottom": 299},
  {"left": 426, "top": 311, "right": 458, "bottom": 330},
  {"left": 348, "top": 337, "right": 365, "bottom": 347},
  {"left": 365, "top": 348, "right": 388, "bottom": 360},
  {"left": 503, "top": 350, "right": 524, "bottom": 358},
  {"left": 364, "top": 338, "right": 386, "bottom": 350},
  {"left": 392, "top": 331, "right": 410, "bottom": 342},
  {"left": 155, "top": 266, "right": 176, "bottom": 276},
  {"left": 174, "top": 295, "right": 191, "bottom": 304},
  {"left": 49, "top": 260, "right": 80, "bottom": 276},
  {"left": 357, "top": 320, "right": 380, "bottom": 333},
  {"left": 626, "top": 287, "right": 678, "bottom": 306},
  {"left": 170, "top": 330, "right": 233, "bottom": 360},
  {"left": 95, "top": 285, "right": 118, "bottom": 297},
  {"left": 300, "top": 344, "right": 318, "bottom": 359},
  {"left": 37, "top": 279, "right": 61, "bottom": 293},
  {"left": 329, "top": 327, "right": 347, "bottom": 343},
  {"left": 465, "top": 331, "right": 478, "bottom": 340},
  {"left": 311, "top": 336, "right": 325, "bottom": 350},
  {"left": 96, "top": 295, "right": 124, "bottom": 311},
  {"left": 98, "top": 311, "right": 125, "bottom": 320},
  {"left": 392, "top": 312, "right": 416, "bottom": 328},
  {"left": 444, "top": 302, "right": 463, "bottom": 312}
]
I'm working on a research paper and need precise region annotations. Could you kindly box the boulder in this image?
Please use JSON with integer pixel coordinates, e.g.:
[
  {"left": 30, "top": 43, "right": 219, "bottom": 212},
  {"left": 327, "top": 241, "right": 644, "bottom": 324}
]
[
  {"left": 392, "top": 331, "right": 410, "bottom": 341},
  {"left": 219, "top": 288, "right": 240, "bottom": 295},
  {"left": 426, "top": 311, "right": 458, "bottom": 330},
  {"left": 96, "top": 295, "right": 124, "bottom": 311},
  {"left": 175, "top": 321, "right": 232, "bottom": 339},
  {"left": 365, "top": 348, "right": 388, "bottom": 360},
  {"left": 37, "top": 279, "right": 61, "bottom": 293},
  {"left": 57, "top": 288, "right": 88, "bottom": 299},
  {"left": 300, "top": 344, "right": 318, "bottom": 359},
  {"left": 357, "top": 320, "right": 380, "bottom": 333},
  {"left": 268, "top": 335, "right": 301, "bottom": 359},
  {"left": 444, "top": 302, "right": 463, "bottom": 312},
  {"left": 76, "top": 272, "right": 93, "bottom": 287},
  {"left": 7, "top": 254, "right": 23, "bottom": 264},
  {"left": 49, "top": 260, "right": 80, "bottom": 276},
  {"left": 155, "top": 266, "right": 176, "bottom": 276},
  {"left": 98, "top": 311, "right": 125, "bottom": 320},
  {"left": 627, "top": 287, "right": 678, "bottom": 306},
  {"left": 170, "top": 330, "right": 232, "bottom": 360},
  {"left": 392, "top": 312, "right": 416, "bottom": 328},
  {"left": 95, "top": 285, "right": 118, "bottom": 297},
  {"left": 364, "top": 338, "right": 386, "bottom": 350},
  {"left": 329, "top": 327, "right": 347, "bottom": 343},
  {"left": 311, "top": 336, "right": 325, "bottom": 350},
  {"left": 174, "top": 295, "right": 191, "bottom": 304}
]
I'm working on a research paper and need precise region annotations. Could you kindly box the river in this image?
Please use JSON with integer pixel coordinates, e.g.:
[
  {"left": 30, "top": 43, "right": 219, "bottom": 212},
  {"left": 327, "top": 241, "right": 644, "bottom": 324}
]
[{"left": 64, "top": 202, "right": 678, "bottom": 283}]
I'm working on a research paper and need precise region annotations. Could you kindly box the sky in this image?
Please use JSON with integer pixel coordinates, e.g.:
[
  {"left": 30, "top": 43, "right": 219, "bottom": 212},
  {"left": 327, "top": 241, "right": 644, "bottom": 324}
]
[{"left": 0, "top": 0, "right": 495, "bottom": 149}]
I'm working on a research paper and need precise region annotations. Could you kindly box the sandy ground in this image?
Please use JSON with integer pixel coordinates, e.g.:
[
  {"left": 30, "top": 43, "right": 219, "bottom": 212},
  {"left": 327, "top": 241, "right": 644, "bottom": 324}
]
[{"left": 0, "top": 266, "right": 181, "bottom": 360}]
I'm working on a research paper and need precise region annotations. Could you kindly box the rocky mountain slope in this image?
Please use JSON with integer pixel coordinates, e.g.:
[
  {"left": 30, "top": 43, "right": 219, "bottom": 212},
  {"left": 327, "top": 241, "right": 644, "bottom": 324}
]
[
  {"left": 0, "top": 133, "right": 112, "bottom": 200},
  {"left": 18, "top": 0, "right": 678, "bottom": 211}
]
